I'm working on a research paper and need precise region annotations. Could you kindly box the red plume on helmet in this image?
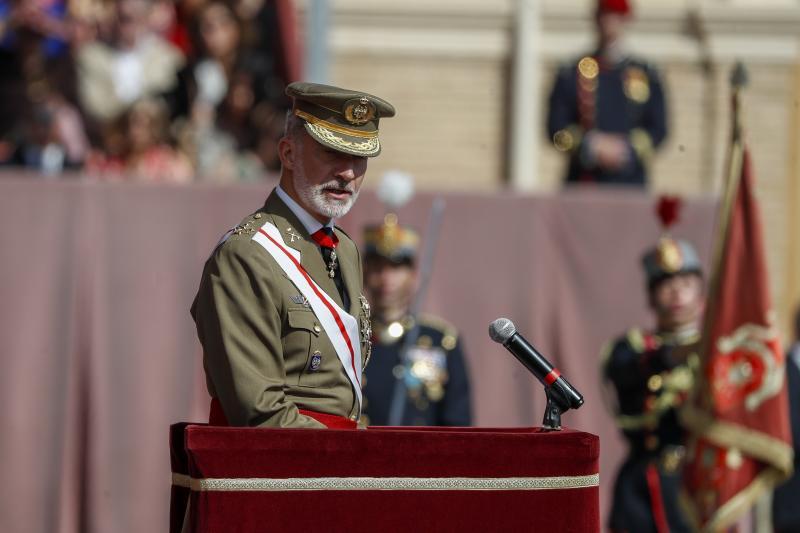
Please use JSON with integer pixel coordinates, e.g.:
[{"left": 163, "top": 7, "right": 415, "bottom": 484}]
[
  {"left": 656, "top": 195, "right": 682, "bottom": 231},
  {"left": 597, "top": 0, "right": 631, "bottom": 16}
]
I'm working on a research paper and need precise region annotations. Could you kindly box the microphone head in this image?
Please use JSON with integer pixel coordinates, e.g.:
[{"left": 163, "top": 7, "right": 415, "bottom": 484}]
[{"left": 489, "top": 318, "right": 516, "bottom": 344}]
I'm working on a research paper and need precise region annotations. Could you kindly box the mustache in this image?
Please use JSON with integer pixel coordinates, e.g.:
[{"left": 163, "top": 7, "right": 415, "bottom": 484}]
[{"left": 317, "top": 180, "right": 356, "bottom": 193}]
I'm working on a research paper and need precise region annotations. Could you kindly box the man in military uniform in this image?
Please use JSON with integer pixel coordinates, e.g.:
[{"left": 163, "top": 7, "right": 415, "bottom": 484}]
[
  {"left": 191, "top": 82, "right": 395, "bottom": 429},
  {"left": 360, "top": 216, "right": 472, "bottom": 427},
  {"left": 602, "top": 237, "right": 704, "bottom": 532},
  {"left": 546, "top": 0, "right": 667, "bottom": 185}
]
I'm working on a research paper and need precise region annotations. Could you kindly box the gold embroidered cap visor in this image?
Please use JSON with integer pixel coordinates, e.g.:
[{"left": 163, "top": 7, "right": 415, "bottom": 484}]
[{"left": 286, "top": 82, "right": 396, "bottom": 158}]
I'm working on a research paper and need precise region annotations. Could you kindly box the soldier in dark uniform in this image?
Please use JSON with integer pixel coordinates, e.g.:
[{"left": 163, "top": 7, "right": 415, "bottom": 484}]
[
  {"left": 602, "top": 236, "right": 705, "bottom": 532},
  {"left": 361, "top": 215, "right": 472, "bottom": 427},
  {"left": 547, "top": 0, "right": 667, "bottom": 186}
]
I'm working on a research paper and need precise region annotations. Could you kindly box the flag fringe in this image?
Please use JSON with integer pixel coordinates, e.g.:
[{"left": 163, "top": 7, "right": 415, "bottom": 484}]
[
  {"left": 686, "top": 468, "right": 787, "bottom": 533},
  {"left": 681, "top": 404, "right": 794, "bottom": 474}
]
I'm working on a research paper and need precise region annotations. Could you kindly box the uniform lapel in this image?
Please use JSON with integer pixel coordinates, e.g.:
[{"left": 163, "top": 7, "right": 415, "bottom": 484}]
[
  {"left": 263, "top": 192, "right": 344, "bottom": 308},
  {"left": 336, "top": 229, "right": 361, "bottom": 317}
]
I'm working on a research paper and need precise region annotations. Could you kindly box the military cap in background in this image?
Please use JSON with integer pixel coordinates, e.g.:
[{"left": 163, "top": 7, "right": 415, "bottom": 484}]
[
  {"left": 363, "top": 214, "right": 420, "bottom": 265},
  {"left": 642, "top": 196, "right": 703, "bottom": 288},
  {"left": 286, "top": 82, "right": 396, "bottom": 158}
]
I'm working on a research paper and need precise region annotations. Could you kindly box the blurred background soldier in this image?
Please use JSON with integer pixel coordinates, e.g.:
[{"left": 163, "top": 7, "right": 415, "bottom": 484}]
[
  {"left": 361, "top": 214, "right": 472, "bottom": 427},
  {"left": 602, "top": 201, "right": 703, "bottom": 532},
  {"left": 546, "top": 0, "right": 667, "bottom": 186}
]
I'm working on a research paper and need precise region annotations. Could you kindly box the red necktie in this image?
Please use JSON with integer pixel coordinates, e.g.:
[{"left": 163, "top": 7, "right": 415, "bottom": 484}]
[
  {"left": 311, "top": 228, "right": 348, "bottom": 309},
  {"left": 311, "top": 227, "right": 339, "bottom": 249}
]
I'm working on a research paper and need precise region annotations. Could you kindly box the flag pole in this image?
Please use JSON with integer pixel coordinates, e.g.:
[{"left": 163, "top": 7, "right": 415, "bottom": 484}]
[{"left": 693, "top": 62, "right": 748, "bottom": 409}]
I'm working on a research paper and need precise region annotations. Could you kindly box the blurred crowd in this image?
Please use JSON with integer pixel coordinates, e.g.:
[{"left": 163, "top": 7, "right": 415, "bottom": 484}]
[{"left": 0, "top": 0, "right": 294, "bottom": 183}]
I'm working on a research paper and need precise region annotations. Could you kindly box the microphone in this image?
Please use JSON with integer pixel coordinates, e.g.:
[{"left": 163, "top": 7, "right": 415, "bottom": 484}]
[{"left": 489, "top": 318, "right": 584, "bottom": 412}]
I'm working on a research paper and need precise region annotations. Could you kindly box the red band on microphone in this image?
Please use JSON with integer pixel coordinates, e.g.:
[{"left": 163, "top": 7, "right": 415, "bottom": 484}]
[{"left": 544, "top": 368, "right": 561, "bottom": 386}]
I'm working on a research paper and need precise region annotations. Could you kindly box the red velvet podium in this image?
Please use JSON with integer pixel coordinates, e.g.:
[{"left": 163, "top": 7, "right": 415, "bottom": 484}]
[{"left": 170, "top": 423, "right": 599, "bottom": 532}]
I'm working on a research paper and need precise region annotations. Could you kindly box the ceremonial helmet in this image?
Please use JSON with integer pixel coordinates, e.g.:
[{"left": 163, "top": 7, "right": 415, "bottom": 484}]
[
  {"left": 363, "top": 214, "right": 419, "bottom": 266},
  {"left": 641, "top": 197, "right": 703, "bottom": 289},
  {"left": 363, "top": 170, "right": 419, "bottom": 265}
]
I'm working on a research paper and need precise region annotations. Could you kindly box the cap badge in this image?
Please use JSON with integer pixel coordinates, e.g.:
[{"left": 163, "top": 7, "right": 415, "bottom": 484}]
[
  {"left": 656, "top": 238, "right": 684, "bottom": 273},
  {"left": 344, "top": 96, "right": 376, "bottom": 125}
]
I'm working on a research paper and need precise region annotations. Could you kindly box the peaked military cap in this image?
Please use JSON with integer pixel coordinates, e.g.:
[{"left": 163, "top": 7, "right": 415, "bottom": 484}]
[
  {"left": 286, "top": 82, "right": 396, "bottom": 158},
  {"left": 363, "top": 214, "right": 419, "bottom": 265},
  {"left": 642, "top": 237, "right": 702, "bottom": 289}
]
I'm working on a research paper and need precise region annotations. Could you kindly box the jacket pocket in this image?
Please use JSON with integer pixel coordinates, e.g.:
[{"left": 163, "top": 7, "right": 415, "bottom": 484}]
[{"left": 286, "top": 310, "right": 331, "bottom": 388}]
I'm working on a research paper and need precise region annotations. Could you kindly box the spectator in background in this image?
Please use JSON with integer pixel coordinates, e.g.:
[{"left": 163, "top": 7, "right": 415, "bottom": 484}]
[
  {"left": 167, "top": 0, "right": 280, "bottom": 181},
  {"left": 0, "top": 1, "right": 72, "bottom": 135},
  {"left": 75, "top": 0, "right": 184, "bottom": 129},
  {"left": 546, "top": 0, "right": 667, "bottom": 186},
  {"left": 772, "top": 305, "right": 800, "bottom": 532},
  {"left": 0, "top": 0, "right": 72, "bottom": 58},
  {"left": 0, "top": 0, "right": 89, "bottom": 171},
  {"left": 86, "top": 97, "right": 192, "bottom": 183},
  {"left": 2, "top": 92, "right": 89, "bottom": 173},
  {"left": 159, "top": 0, "right": 209, "bottom": 57}
]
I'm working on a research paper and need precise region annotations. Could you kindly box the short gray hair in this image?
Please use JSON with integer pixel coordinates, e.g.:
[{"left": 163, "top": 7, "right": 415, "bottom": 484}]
[{"left": 283, "top": 110, "right": 305, "bottom": 140}]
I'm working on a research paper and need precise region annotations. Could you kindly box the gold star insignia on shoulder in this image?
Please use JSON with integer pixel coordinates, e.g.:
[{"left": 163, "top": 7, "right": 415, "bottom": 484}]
[{"left": 232, "top": 222, "right": 254, "bottom": 236}]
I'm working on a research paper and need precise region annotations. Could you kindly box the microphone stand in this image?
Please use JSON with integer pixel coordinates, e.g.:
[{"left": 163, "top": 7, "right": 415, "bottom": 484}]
[
  {"left": 543, "top": 389, "right": 565, "bottom": 431},
  {"left": 386, "top": 197, "right": 446, "bottom": 426}
]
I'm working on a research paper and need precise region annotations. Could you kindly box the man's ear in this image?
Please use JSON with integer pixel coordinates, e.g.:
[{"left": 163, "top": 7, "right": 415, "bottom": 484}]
[{"left": 278, "top": 136, "right": 294, "bottom": 170}]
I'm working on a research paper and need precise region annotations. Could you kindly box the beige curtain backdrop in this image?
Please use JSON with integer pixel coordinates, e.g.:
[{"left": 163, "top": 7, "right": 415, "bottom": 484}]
[{"left": 0, "top": 175, "right": 716, "bottom": 532}]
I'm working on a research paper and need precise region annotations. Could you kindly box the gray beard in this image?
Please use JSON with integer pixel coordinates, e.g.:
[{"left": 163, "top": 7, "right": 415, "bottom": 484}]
[{"left": 294, "top": 161, "right": 359, "bottom": 220}]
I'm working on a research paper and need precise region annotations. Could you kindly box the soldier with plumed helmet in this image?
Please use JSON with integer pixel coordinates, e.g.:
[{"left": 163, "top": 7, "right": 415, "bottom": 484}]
[{"left": 602, "top": 198, "right": 704, "bottom": 532}]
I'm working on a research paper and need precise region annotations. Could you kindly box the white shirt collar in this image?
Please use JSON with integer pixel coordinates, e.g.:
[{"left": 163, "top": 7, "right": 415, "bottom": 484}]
[{"left": 275, "top": 185, "right": 335, "bottom": 235}]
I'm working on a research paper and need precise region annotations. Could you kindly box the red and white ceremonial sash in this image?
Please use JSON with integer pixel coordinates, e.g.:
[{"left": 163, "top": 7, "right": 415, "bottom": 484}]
[{"left": 252, "top": 222, "right": 362, "bottom": 410}]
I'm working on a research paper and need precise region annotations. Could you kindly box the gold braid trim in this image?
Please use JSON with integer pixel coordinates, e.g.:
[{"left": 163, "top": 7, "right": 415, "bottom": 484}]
[
  {"left": 295, "top": 110, "right": 378, "bottom": 138},
  {"left": 681, "top": 468, "right": 789, "bottom": 533},
  {"left": 681, "top": 405, "right": 795, "bottom": 473},
  {"left": 305, "top": 122, "right": 380, "bottom": 155},
  {"left": 171, "top": 473, "right": 600, "bottom": 492},
  {"left": 704, "top": 468, "right": 786, "bottom": 532}
]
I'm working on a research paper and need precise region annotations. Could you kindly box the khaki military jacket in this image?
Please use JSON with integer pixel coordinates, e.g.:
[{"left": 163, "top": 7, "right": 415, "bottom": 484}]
[{"left": 191, "top": 191, "right": 368, "bottom": 428}]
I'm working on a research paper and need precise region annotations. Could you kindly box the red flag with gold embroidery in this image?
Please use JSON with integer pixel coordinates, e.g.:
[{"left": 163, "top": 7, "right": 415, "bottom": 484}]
[{"left": 681, "top": 72, "right": 793, "bottom": 531}]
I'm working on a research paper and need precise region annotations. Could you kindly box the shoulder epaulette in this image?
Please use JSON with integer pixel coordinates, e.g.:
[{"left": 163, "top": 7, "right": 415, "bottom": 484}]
[
  {"left": 600, "top": 329, "right": 646, "bottom": 367},
  {"left": 626, "top": 328, "right": 646, "bottom": 353},
  {"left": 599, "top": 338, "right": 616, "bottom": 368}
]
